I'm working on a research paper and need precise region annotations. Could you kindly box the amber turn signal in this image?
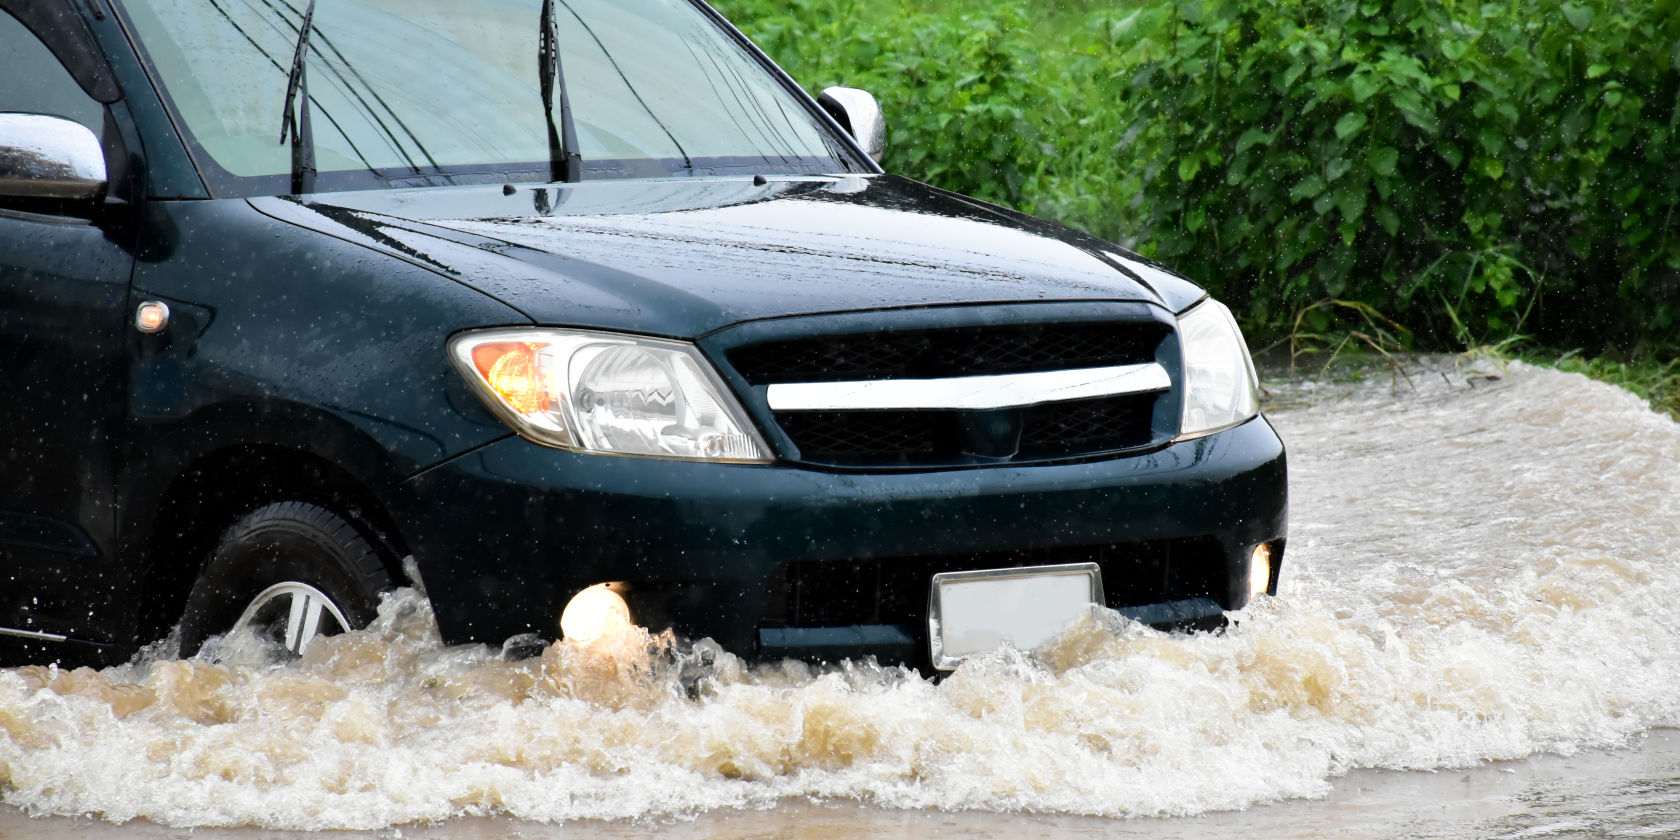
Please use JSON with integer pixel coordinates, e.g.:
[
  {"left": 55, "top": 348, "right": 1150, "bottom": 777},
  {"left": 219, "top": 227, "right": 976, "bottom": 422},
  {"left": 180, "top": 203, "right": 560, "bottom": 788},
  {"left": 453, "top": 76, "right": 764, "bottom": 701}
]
[{"left": 470, "top": 341, "right": 550, "bottom": 414}]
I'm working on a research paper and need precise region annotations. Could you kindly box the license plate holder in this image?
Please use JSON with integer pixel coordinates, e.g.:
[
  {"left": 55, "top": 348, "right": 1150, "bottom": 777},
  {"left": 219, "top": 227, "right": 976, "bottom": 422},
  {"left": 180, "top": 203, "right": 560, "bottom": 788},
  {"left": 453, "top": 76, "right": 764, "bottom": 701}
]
[{"left": 928, "top": 562, "right": 1104, "bottom": 670}]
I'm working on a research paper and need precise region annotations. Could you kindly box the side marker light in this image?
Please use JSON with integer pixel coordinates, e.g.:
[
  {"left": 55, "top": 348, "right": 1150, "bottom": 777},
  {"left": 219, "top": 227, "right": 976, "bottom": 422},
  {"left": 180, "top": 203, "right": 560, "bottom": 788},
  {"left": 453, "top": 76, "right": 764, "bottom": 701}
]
[{"left": 135, "top": 301, "right": 170, "bottom": 334}]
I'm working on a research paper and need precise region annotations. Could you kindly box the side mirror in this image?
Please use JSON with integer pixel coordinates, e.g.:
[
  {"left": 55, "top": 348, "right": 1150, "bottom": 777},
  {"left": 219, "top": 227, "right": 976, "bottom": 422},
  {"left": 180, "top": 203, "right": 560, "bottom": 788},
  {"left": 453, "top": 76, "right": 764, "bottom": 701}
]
[
  {"left": 817, "top": 87, "right": 886, "bottom": 164},
  {"left": 0, "top": 113, "right": 108, "bottom": 203}
]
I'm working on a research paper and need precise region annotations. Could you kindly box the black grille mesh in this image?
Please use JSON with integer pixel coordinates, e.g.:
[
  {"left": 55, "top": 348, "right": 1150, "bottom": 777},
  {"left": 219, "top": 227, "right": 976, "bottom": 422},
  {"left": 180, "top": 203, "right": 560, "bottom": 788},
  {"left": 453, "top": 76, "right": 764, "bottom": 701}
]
[
  {"left": 776, "top": 395, "right": 1158, "bottom": 466},
  {"left": 777, "top": 410, "right": 942, "bottom": 462},
  {"left": 1018, "top": 395, "right": 1156, "bottom": 455},
  {"left": 729, "top": 322, "right": 1165, "bottom": 384}
]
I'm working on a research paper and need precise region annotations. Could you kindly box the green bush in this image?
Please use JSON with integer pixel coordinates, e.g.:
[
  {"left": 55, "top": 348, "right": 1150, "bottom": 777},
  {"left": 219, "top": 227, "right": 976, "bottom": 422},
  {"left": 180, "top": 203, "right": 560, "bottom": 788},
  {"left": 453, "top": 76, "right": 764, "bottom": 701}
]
[
  {"left": 717, "top": 0, "right": 1680, "bottom": 352},
  {"left": 1111, "top": 0, "right": 1680, "bottom": 349},
  {"left": 715, "top": 0, "right": 1070, "bottom": 212}
]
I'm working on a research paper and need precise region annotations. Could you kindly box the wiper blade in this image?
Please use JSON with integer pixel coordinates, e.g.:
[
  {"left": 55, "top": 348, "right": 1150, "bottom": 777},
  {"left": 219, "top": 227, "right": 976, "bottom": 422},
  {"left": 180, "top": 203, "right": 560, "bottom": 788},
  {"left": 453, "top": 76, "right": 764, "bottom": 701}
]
[
  {"left": 540, "top": 0, "right": 582, "bottom": 183},
  {"left": 278, "top": 0, "right": 318, "bottom": 195}
]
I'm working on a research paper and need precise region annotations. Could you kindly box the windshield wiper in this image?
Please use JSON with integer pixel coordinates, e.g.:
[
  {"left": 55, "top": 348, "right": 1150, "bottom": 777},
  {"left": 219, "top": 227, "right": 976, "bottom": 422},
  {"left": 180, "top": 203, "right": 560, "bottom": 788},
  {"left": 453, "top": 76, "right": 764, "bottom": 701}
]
[
  {"left": 540, "top": 0, "right": 582, "bottom": 182},
  {"left": 278, "top": 0, "right": 318, "bottom": 195}
]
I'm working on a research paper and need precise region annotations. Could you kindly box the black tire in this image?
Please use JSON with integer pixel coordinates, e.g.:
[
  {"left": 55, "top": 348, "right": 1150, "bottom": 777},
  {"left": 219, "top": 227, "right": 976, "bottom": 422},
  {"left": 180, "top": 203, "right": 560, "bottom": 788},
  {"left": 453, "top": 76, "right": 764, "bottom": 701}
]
[{"left": 177, "top": 501, "right": 393, "bottom": 657}]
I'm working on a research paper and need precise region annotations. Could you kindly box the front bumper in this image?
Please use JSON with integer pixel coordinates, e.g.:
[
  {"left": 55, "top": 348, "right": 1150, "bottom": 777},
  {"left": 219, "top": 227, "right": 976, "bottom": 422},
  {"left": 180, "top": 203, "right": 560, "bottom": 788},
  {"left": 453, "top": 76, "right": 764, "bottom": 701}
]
[{"left": 389, "top": 414, "right": 1287, "bottom": 668}]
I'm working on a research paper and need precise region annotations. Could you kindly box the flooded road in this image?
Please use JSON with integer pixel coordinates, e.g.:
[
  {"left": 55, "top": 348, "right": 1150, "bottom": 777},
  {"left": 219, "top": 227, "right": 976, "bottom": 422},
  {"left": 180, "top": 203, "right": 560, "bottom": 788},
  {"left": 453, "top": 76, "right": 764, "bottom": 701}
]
[{"left": 3, "top": 357, "right": 1678, "bottom": 835}]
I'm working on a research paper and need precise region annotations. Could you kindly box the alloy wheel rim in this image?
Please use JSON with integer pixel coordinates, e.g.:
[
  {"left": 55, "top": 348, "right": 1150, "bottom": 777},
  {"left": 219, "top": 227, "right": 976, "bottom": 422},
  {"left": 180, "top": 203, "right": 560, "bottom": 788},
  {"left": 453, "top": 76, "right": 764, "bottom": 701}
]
[{"left": 229, "top": 581, "right": 352, "bottom": 655}]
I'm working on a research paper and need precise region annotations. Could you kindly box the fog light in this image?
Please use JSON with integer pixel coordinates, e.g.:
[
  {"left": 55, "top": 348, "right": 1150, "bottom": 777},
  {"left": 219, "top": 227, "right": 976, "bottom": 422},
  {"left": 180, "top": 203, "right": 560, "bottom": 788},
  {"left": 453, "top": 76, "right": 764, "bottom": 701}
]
[
  {"left": 1249, "top": 543, "right": 1273, "bottom": 598},
  {"left": 559, "top": 584, "right": 631, "bottom": 642}
]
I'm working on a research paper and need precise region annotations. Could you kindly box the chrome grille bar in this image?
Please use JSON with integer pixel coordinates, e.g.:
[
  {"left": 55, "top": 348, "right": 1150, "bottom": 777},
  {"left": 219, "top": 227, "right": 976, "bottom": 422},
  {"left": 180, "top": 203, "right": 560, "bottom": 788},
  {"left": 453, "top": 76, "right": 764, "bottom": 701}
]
[{"left": 765, "top": 363, "right": 1170, "bottom": 412}]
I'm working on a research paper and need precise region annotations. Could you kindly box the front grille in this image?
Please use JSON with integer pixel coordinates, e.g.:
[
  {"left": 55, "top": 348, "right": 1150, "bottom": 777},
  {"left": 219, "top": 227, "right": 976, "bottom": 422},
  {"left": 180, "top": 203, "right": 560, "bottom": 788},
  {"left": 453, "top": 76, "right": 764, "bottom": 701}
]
[
  {"left": 1018, "top": 394, "right": 1156, "bottom": 455},
  {"left": 723, "top": 318, "right": 1175, "bottom": 467},
  {"left": 758, "top": 539, "right": 1226, "bottom": 630},
  {"left": 729, "top": 322, "right": 1166, "bottom": 384},
  {"left": 777, "top": 410, "right": 943, "bottom": 463},
  {"left": 777, "top": 395, "right": 1157, "bottom": 466}
]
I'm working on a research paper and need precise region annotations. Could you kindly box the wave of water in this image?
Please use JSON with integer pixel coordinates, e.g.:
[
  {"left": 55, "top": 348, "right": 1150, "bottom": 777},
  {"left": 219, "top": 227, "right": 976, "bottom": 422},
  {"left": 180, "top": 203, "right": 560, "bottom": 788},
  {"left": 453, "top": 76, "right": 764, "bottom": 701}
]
[{"left": 2, "top": 359, "right": 1678, "bottom": 830}]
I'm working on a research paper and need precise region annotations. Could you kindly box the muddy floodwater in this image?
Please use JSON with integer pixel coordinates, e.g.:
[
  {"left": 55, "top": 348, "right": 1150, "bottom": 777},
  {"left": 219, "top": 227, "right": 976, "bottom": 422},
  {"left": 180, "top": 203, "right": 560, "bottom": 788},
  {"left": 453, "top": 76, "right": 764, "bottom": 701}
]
[{"left": 2, "top": 357, "right": 1678, "bottom": 837}]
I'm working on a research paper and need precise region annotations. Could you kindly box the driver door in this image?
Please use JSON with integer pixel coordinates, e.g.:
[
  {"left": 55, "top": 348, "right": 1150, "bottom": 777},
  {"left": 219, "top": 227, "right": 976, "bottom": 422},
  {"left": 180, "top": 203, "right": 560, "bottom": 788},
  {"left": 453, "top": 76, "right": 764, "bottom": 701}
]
[{"left": 0, "top": 8, "right": 135, "bottom": 649}]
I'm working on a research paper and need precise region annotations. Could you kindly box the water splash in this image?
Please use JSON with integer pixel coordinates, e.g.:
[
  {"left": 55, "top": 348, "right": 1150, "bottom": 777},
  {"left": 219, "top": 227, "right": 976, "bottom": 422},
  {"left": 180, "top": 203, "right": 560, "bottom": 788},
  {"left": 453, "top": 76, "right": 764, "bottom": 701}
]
[{"left": 2, "top": 359, "right": 1677, "bottom": 829}]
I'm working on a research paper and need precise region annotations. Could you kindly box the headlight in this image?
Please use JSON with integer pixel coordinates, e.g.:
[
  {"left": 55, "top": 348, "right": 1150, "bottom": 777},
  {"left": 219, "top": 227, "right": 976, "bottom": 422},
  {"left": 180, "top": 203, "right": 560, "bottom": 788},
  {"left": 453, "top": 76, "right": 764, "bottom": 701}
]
[
  {"left": 1177, "top": 298, "right": 1260, "bottom": 439},
  {"left": 449, "top": 328, "right": 772, "bottom": 463}
]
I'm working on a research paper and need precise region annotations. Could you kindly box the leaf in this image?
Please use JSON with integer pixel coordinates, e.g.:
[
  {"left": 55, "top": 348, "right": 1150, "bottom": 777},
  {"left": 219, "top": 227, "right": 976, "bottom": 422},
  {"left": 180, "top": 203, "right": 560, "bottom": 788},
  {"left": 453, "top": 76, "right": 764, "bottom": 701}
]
[
  {"left": 1351, "top": 73, "right": 1382, "bottom": 103},
  {"left": 1442, "top": 83, "right": 1462, "bottom": 101},
  {"left": 1179, "top": 156, "right": 1203, "bottom": 181},
  {"left": 1235, "top": 127, "right": 1271, "bottom": 154},
  {"left": 1439, "top": 144, "right": 1464, "bottom": 169},
  {"left": 1476, "top": 157, "right": 1505, "bottom": 180},
  {"left": 1282, "top": 61, "right": 1308, "bottom": 91},
  {"left": 1313, "top": 192, "right": 1336, "bottom": 215},
  {"left": 1560, "top": 3, "right": 1594, "bottom": 31},
  {"left": 1399, "top": 103, "right": 1440, "bottom": 135},
  {"left": 1369, "top": 146, "right": 1399, "bottom": 177},
  {"left": 1335, "top": 185, "right": 1368, "bottom": 222},
  {"left": 1587, "top": 63, "right": 1611, "bottom": 79},
  {"left": 1375, "top": 204, "right": 1401, "bottom": 236},
  {"left": 1290, "top": 174, "right": 1328, "bottom": 202},
  {"left": 1327, "top": 157, "right": 1353, "bottom": 182},
  {"left": 1441, "top": 40, "right": 1469, "bottom": 61},
  {"left": 1477, "top": 129, "right": 1505, "bottom": 155},
  {"left": 1335, "top": 110, "right": 1369, "bottom": 139}
]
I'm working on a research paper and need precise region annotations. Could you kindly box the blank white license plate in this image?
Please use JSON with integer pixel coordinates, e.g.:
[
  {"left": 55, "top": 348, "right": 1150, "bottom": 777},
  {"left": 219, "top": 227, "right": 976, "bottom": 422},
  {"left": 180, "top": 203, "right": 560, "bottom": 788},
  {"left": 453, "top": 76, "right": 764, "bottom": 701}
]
[{"left": 929, "top": 562, "right": 1104, "bottom": 670}]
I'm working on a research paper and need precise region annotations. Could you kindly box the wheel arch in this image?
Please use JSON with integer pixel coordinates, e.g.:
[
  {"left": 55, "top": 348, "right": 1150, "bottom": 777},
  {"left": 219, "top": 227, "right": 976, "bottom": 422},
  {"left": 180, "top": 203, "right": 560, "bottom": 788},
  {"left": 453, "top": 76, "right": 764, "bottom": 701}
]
[{"left": 123, "top": 406, "right": 415, "bottom": 645}]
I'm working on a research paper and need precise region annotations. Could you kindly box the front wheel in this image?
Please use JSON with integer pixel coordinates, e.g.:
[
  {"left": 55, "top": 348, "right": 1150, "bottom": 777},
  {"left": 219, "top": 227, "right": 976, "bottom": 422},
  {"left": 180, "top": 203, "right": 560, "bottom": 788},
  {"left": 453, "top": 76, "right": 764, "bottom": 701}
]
[{"left": 178, "top": 502, "right": 393, "bottom": 657}]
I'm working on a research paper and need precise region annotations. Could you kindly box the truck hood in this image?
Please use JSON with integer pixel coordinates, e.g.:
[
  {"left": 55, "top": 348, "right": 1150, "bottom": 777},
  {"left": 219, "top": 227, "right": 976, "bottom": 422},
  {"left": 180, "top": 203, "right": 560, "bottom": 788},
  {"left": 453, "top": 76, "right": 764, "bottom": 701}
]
[{"left": 249, "top": 174, "right": 1205, "bottom": 337}]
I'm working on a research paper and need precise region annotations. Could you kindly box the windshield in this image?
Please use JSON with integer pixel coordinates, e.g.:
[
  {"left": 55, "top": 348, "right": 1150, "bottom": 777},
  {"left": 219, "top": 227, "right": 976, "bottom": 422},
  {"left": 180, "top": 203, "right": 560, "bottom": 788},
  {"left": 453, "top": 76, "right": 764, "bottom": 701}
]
[{"left": 117, "top": 0, "right": 860, "bottom": 194}]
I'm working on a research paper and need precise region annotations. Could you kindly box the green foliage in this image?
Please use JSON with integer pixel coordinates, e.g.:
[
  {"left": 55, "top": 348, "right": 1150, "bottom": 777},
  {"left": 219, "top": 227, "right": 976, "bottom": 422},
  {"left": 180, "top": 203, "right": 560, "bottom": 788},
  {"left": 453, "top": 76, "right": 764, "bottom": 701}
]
[
  {"left": 715, "top": 0, "right": 1085, "bottom": 214},
  {"left": 1115, "top": 0, "right": 1680, "bottom": 351},
  {"left": 717, "top": 0, "right": 1680, "bottom": 353}
]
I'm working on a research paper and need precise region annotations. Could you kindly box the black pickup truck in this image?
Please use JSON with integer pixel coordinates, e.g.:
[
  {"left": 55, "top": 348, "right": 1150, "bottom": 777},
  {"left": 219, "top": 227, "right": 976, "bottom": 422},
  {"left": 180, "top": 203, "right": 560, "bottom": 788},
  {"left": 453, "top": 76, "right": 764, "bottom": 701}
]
[{"left": 0, "top": 0, "right": 1286, "bottom": 672}]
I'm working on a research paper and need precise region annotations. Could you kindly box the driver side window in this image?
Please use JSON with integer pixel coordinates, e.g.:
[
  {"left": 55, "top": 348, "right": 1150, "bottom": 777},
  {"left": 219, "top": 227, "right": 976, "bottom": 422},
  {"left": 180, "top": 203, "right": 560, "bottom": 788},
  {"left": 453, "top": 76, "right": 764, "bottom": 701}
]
[{"left": 0, "top": 10, "right": 103, "bottom": 132}]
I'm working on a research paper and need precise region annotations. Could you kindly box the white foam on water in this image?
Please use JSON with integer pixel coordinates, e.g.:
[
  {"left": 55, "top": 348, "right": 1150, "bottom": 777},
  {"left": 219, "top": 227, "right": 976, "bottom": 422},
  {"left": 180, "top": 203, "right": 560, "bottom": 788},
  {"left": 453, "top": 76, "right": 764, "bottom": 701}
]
[{"left": 2, "top": 359, "right": 1678, "bottom": 829}]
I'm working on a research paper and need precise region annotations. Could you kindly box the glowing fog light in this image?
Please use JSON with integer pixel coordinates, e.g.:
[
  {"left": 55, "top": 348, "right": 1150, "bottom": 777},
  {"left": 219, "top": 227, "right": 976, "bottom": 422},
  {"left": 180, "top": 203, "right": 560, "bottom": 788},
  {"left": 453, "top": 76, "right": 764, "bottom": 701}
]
[
  {"left": 1249, "top": 543, "right": 1274, "bottom": 598},
  {"left": 559, "top": 584, "right": 631, "bottom": 642}
]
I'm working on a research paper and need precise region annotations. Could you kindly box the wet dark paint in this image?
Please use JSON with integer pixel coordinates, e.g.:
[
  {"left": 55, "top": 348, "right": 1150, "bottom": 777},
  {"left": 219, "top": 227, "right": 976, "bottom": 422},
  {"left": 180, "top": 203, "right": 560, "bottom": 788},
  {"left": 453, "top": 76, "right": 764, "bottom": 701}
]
[
  {"left": 261, "top": 175, "right": 1206, "bottom": 336},
  {"left": 391, "top": 416, "right": 1287, "bottom": 666},
  {"left": 0, "top": 207, "right": 130, "bottom": 640}
]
